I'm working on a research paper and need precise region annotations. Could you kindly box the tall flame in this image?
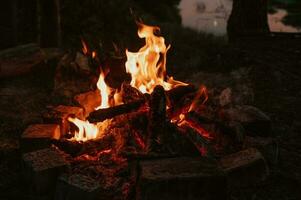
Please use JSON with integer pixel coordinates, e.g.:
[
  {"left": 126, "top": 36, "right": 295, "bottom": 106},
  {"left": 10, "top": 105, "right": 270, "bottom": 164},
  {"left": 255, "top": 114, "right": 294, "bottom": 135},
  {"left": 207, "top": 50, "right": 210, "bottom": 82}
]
[{"left": 125, "top": 23, "right": 187, "bottom": 94}]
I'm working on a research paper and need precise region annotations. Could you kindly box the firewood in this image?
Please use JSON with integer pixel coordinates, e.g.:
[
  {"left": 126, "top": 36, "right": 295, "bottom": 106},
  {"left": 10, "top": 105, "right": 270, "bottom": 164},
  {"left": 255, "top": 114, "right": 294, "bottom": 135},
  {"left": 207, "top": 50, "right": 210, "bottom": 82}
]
[
  {"left": 52, "top": 135, "right": 114, "bottom": 157},
  {"left": 21, "top": 124, "right": 60, "bottom": 153},
  {"left": 179, "top": 124, "right": 215, "bottom": 157},
  {"left": 166, "top": 84, "right": 196, "bottom": 104},
  {"left": 87, "top": 99, "right": 145, "bottom": 123},
  {"left": 147, "top": 85, "right": 167, "bottom": 152},
  {"left": 121, "top": 83, "right": 145, "bottom": 104}
]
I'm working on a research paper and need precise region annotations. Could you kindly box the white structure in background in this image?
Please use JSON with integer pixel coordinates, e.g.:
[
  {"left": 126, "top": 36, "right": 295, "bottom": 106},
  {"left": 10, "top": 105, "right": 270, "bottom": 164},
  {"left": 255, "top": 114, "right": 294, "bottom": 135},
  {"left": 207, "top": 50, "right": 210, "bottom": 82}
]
[{"left": 179, "top": 0, "right": 233, "bottom": 35}]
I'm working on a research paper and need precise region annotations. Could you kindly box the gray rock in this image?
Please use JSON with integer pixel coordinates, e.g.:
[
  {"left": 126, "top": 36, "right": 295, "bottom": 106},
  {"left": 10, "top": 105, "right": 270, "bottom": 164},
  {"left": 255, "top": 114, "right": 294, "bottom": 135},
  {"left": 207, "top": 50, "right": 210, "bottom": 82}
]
[{"left": 137, "top": 157, "right": 227, "bottom": 200}]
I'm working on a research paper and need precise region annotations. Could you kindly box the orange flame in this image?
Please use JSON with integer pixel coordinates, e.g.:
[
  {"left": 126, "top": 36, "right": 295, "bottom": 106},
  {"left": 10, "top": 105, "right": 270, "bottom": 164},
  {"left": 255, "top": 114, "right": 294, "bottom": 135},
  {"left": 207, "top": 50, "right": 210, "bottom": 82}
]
[
  {"left": 68, "top": 117, "right": 111, "bottom": 142},
  {"left": 125, "top": 23, "right": 187, "bottom": 94},
  {"left": 95, "top": 71, "right": 123, "bottom": 110},
  {"left": 189, "top": 85, "right": 208, "bottom": 112},
  {"left": 81, "top": 39, "right": 89, "bottom": 55}
]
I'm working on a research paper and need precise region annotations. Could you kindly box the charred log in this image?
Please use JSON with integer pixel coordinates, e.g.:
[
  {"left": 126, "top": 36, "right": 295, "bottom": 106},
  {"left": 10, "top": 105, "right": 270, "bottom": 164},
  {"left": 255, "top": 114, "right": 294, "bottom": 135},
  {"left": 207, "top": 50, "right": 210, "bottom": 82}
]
[
  {"left": 147, "top": 85, "right": 167, "bottom": 152},
  {"left": 87, "top": 99, "right": 145, "bottom": 123}
]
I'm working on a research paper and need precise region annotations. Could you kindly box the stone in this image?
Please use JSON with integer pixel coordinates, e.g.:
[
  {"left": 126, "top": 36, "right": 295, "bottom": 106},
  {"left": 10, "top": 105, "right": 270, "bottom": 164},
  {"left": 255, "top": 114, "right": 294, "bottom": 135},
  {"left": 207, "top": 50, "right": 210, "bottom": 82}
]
[
  {"left": 243, "top": 136, "right": 279, "bottom": 166},
  {"left": 223, "top": 105, "right": 271, "bottom": 136},
  {"left": 21, "top": 124, "right": 60, "bottom": 153},
  {"left": 137, "top": 157, "right": 227, "bottom": 200},
  {"left": 43, "top": 105, "right": 84, "bottom": 136},
  {"left": 0, "top": 139, "right": 19, "bottom": 161},
  {"left": 55, "top": 174, "right": 101, "bottom": 200},
  {"left": 22, "top": 147, "right": 69, "bottom": 195},
  {"left": 74, "top": 90, "right": 101, "bottom": 117},
  {"left": 220, "top": 148, "right": 269, "bottom": 187}
]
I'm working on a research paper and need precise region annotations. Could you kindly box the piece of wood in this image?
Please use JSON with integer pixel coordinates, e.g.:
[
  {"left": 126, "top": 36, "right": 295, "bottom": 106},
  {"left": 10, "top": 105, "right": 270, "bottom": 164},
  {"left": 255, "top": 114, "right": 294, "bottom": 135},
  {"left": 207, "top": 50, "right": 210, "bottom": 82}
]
[
  {"left": 52, "top": 134, "right": 114, "bottom": 157},
  {"left": 43, "top": 105, "right": 84, "bottom": 136},
  {"left": 166, "top": 84, "right": 196, "bottom": 104},
  {"left": 21, "top": 124, "right": 60, "bottom": 153},
  {"left": 87, "top": 99, "right": 145, "bottom": 123},
  {"left": 147, "top": 85, "right": 166, "bottom": 152}
]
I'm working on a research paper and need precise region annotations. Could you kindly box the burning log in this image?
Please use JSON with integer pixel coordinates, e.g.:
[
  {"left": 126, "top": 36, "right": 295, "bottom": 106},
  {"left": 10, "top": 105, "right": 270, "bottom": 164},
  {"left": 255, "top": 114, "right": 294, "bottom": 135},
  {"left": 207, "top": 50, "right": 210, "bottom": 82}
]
[
  {"left": 147, "top": 85, "right": 167, "bottom": 152},
  {"left": 166, "top": 84, "right": 196, "bottom": 104},
  {"left": 179, "top": 123, "right": 214, "bottom": 157},
  {"left": 87, "top": 99, "right": 145, "bottom": 123},
  {"left": 43, "top": 105, "right": 84, "bottom": 136},
  {"left": 21, "top": 124, "right": 60, "bottom": 153},
  {"left": 137, "top": 157, "right": 227, "bottom": 200},
  {"left": 121, "top": 83, "right": 146, "bottom": 104},
  {"left": 22, "top": 147, "right": 69, "bottom": 195},
  {"left": 220, "top": 148, "right": 269, "bottom": 187},
  {"left": 52, "top": 135, "right": 114, "bottom": 157}
]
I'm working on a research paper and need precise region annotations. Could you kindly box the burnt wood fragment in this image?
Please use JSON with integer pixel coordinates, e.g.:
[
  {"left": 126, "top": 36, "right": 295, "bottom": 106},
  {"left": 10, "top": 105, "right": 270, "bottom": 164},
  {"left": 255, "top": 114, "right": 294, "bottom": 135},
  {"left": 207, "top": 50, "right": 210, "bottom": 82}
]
[
  {"left": 22, "top": 147, "right": 69, "bottom": 195},
  {"left": 137, "top": 157, "right": 227, "bottom": 200},
  {"left": 21, "top": 124, "right": 60, "bottom": 153},
  {"left": 220, "top": 148, "right": 269, "bottom": 187},
  {"left": 87, "top": 99, "right": 145, "bottom": 123},
  {"left": 55, "top": 174, "right": 101, "bottom": 200}
]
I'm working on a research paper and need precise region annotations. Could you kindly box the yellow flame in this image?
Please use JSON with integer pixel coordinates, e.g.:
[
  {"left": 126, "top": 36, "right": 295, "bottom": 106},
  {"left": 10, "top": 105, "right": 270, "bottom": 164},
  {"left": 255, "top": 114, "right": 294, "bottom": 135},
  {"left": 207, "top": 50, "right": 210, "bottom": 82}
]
[
  {"left": 125, "top": 23, "right": 187, "bottom": 94},
  {"left": 68, "top": 117, "right": 111, "bottom": 142},
  {"left": 95, "top": 71, "right": 123, "bottom": 110}
]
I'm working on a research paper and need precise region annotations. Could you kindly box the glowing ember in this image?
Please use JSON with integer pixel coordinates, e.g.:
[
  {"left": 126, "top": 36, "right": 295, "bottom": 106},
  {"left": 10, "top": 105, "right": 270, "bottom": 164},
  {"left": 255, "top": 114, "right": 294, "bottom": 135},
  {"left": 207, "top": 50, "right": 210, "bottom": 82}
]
[
  {"left": 189, "top": 85, "right": 208, "bottom": 112},
  {"left": 125, "top": 22, "right": 187, "bottom": 94}
]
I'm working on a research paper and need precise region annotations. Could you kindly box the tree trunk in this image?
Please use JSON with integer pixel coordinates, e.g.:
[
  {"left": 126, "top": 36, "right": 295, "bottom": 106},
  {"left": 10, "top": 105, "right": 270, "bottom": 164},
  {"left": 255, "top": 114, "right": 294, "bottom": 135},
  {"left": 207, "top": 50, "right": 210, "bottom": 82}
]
[
  {"left": 38, "top": 0, "right": 61, "bottom": 47},
  {"left": 227, "top": 0, "right": 270, "bottom": 42}
]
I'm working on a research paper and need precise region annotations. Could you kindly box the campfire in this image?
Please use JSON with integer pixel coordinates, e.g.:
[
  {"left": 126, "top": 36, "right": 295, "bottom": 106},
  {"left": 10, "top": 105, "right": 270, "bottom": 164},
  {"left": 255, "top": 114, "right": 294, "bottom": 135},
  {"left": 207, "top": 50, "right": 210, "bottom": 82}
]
[{"left": 21, "top": 23, "right": 272, "bottom": 200}]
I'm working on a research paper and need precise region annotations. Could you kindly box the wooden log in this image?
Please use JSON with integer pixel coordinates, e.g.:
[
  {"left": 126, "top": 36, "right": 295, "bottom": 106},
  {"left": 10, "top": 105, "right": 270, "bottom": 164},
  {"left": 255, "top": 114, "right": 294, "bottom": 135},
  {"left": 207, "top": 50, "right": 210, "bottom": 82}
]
[
  {"left": 166, "top": 84, "right": 196, "bottom": 104},
  {"left": 87, "top": 99, "right": 145, "bottom": 123},
  {"left": 147, "top": 85, "right": 166, "bottom": 152},
  {"left": 43, "top": 105, "right": 84, "bottom": 136},
  {"left": 52, "top": 134, "right": 114, "bottom": 157},
  {"left": 22, "top": 147, "right": 69, "bottom": 195},
  {"left": 179, "top": 123, "right": 214, "bottom": 157},
  {"left": 21, "top": 124, "right": 60, "bottom": 153}
]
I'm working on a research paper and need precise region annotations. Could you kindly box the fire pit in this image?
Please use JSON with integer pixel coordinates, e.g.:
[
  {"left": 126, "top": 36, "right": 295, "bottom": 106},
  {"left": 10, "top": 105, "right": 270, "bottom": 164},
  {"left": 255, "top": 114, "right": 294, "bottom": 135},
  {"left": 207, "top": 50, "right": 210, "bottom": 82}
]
[{"left": 20, "top": 23, "right": 275, "bottom": 200}]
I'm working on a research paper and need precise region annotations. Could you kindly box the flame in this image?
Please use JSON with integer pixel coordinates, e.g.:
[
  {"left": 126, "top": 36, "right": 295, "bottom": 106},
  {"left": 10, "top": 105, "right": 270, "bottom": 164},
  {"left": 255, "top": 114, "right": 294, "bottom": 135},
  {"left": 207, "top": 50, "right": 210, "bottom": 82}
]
[
  {"left": 81, "top": 39, "right": 89, "bottom": 55},
  {"left": 189, "top": 85, "right": 208, "bottom": 112},
  {"left": 125, "top": 23, "right": 187, "bottom": 94},
  {"left": 68, "top": 117, "right": 111, "bottom": 142},
  {"left": 96, "top": 71, "right": 123, "bottom": 110}
]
